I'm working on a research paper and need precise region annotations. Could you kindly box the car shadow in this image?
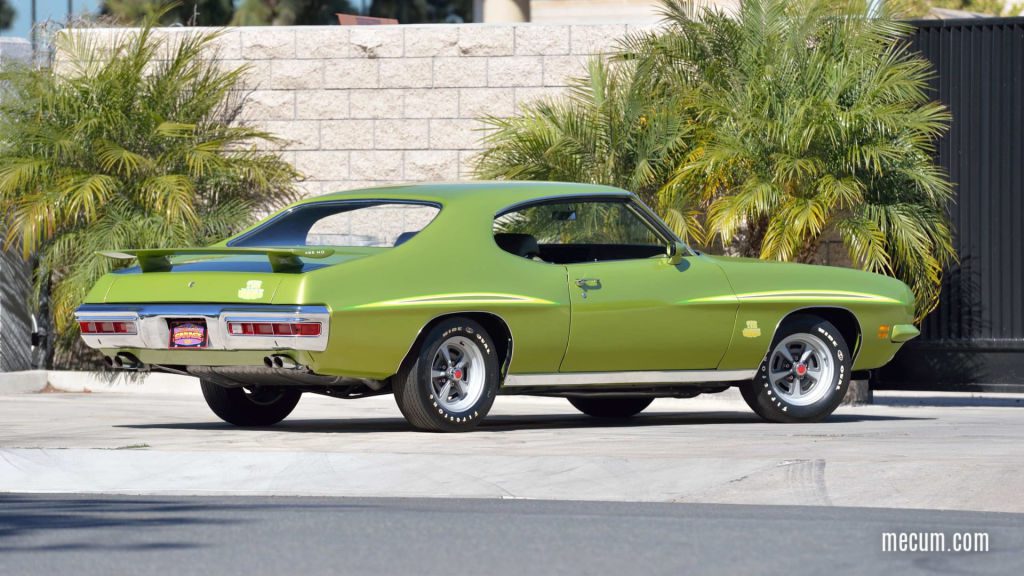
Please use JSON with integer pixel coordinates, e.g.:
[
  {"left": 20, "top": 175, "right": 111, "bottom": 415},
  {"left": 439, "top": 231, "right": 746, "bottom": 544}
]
[{"left": 116, "top": 411, "right": 931, "bottom": 434}]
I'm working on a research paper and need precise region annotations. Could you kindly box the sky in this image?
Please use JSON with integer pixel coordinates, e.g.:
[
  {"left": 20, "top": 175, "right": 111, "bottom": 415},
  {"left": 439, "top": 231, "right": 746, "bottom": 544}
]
[{"left": 2, "top": 0, "right": 103, "bottom": 38}]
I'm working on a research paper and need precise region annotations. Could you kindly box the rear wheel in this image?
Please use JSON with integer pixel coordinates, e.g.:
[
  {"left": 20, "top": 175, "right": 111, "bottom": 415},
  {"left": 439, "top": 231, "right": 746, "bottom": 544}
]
[
  {"left": 740, "top": 315, "right": 851, "bottom": 423},
  {"left": 568, "top": 396, "right": 653, "bottom": 418},
  {"left": 200, "top": 381, "right": 301, "bottom": 426},
  {"left": 393, "top": 317, "right": 500, "bottom": 432}
]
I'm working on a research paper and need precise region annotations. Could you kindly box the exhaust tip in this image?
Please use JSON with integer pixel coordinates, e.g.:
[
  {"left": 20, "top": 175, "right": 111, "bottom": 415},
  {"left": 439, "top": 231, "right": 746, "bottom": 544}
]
[
  {"left": 103, "top": 356, "right": 114, "bottom": 368},
  {"left": 114, "top": 353, "right": 143, "bottom": 370},
  {"left": 267, "top": 354, "right": 299, "bottom": 370}
]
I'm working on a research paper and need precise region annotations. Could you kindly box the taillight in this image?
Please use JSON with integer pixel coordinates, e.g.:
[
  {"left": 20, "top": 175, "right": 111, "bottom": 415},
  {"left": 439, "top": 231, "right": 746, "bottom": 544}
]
[
  {"left": 227, "top": 322, "right": 321, "bottom": 337},
  {"left": 80, "top": 321, "right": 137, "bottom": 335}
]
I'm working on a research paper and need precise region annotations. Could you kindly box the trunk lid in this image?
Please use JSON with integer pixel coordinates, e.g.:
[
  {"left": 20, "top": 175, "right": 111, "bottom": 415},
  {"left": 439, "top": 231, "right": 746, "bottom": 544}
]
[{"left": 95, "top": 247, "right": 377, "bottom": 304}]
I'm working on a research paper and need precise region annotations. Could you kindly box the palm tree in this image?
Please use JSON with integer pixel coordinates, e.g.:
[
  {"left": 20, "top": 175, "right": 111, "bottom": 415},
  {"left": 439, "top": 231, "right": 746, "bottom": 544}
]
[
  {"left": 0, "top": 19, "right": 300, "bottom": 363},
  {"left": 478, "top": 0, "right": 955, "bottom": 319},
  {"left": 477, "top": 58, "right": 705, "bottom": 242},
  {"left": 627, "top": 0, "right": 954, "bottom": 318}
]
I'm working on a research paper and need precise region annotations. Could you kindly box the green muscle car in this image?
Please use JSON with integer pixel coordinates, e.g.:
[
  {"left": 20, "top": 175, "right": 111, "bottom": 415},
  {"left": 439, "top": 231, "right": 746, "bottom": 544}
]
[{"left": 76, "top": 182, "right": 919, "bottom": 431}]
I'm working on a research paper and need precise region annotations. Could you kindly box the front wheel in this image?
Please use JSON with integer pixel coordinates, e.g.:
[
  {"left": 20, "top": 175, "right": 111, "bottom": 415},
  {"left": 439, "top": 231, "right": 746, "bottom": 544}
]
[
  {"left": 200, "top": 381, "right": 301, "bottom": 426},
  {"left": 568, "top": 396, "right": 653, "bottom": 418},
  {"left": 740, "top": 315, "right": 851, "bottom": 423},
  {"left": 393, "top": 317, "right": 500, "bottom": 432}
]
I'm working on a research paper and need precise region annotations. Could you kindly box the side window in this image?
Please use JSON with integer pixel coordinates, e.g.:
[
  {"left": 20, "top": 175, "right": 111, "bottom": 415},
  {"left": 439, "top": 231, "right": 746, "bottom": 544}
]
[
  {"left": 493, "top": 199, "right": 668, "bottom": 264},
  {"left": 306, "top": 204, "right": 439, "bottom": 247},
  {"left": 231, "top": 202, "right": 440, "bottom": 248}
]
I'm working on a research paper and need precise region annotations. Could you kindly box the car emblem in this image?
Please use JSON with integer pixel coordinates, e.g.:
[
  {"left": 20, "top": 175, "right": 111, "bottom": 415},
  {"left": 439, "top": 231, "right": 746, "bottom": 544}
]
[
  {"left": 238, "top": 280, "right": 265, "bottom": 300},
  {"left": 187, "top": 281, "right": 196, "bottom": 288},
  {"left": 742, "top": 320, "right": 761, "bottom": 338}
]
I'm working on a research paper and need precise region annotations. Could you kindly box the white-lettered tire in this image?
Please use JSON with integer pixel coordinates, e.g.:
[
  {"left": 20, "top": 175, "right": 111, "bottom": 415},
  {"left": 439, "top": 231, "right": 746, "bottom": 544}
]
[
  {"left": 740, "top": 315, "right": 851, "bottom": 423},
  {"left": 200, "top": 381, "right": 301, "bottom": 426},
  {"left": 393, "top": 317, "right": 500, "bottom": 432},
  {"left": 568, "top": 397, "right": 653, "bottom": 418}
]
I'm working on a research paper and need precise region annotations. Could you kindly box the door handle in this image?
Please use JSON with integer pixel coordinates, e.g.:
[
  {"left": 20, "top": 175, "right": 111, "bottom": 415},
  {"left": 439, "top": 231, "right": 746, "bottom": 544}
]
[{"left": 575, "top": 278, "right": 601, "bottom": 289}]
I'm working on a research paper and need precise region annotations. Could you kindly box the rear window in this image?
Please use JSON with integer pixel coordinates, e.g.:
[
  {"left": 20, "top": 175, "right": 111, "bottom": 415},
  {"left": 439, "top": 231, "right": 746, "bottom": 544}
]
[{"left": 230, "top": 201, "right": 440, "bottom": 248}]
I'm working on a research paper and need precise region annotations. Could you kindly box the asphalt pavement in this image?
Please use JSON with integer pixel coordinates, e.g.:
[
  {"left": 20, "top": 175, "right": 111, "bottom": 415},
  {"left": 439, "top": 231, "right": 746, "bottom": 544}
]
[
  {"left": 1, "top": 390, "right": 1023, "bottom": 511},
  {"left": 1, "top": 494, "right": 1021, "bottom": 576}
]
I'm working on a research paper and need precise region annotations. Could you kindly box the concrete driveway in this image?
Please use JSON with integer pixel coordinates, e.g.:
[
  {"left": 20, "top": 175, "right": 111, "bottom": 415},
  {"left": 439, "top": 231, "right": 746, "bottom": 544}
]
[{"left": 1, "top": 386, "right": 1022, "bottom": 513}]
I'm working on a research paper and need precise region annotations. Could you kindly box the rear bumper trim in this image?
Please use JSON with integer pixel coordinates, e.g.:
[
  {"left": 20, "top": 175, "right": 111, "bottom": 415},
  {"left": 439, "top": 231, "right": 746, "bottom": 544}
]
[{"left": 74, "top": 304, "right": 330, "bottom": 352}]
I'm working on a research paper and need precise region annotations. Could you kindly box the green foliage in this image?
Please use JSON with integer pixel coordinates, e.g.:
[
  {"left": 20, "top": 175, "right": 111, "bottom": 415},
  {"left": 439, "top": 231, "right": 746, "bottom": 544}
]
[
  {"left": 0, "top": 19, "right": 300, "bottom": 353},
  {"left": 102, "top": 0, "right": 235, "bottom": 26},
  {"left": 476, "top": 0, "right": 956, "bottom": 320},
  {"left": 477, "top": 58, "right": 703, "bottom": 241},
  {"left": 232, "top": 0, "right": 356, "bottom": 25},
  {"left": 893, "top": 0, "right": 1018, "bottom": 18}
]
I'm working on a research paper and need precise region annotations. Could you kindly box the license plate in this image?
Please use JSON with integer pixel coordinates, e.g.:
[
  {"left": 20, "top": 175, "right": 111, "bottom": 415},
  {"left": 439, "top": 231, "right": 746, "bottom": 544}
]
[{"left": 168, "top": 319, "right": 208, "bottom": 349}]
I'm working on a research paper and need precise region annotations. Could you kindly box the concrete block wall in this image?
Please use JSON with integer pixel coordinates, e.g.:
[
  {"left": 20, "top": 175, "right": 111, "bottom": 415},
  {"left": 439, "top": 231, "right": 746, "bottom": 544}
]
[{"left": 125, "top": 23, "right": 650, "bottom": 198}]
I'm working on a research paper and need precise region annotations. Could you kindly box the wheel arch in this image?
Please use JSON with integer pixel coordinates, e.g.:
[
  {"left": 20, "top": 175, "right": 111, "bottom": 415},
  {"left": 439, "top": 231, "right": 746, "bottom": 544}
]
[
  {"left": 774, "top": 306, "right": 862, "bottom": 362},
  {"left": 397, "top": 312, "right": 514, "bottom": 378}
]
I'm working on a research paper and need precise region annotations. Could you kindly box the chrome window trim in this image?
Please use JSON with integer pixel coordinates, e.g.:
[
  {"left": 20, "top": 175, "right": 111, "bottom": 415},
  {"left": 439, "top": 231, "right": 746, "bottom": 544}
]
[
  {"left": 75, "top": 304, "right": 330, "bottom": 352},
  {"left": 503, "top": 369, "right": 756, "bottom": 387}
]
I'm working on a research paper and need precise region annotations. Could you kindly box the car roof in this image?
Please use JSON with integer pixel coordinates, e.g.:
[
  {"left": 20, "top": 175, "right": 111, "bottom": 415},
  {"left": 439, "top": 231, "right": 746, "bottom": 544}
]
[{"left": 305, "top": 181, "right": 633, "bottom": 209}]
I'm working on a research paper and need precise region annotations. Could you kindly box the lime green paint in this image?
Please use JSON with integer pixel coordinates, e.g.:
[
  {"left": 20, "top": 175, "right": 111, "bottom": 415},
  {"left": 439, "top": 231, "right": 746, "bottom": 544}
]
[
  {"left": 101, "top": 247, "right": 336, "bottom": 273},
  {"left": 351, "top": 293, "right": 558, "bottom": 310},
  {"left": 890, "top": 324, "right": 921, "bottom": 343},
  {"left": 684, "top": 290, "right": 902, "bottom": 305},
  {"left": 83, "top": 181, "right": 918, "bottom": 381},
  {"left": 560, "top": 256, "right": 737, "bottom": 371}
]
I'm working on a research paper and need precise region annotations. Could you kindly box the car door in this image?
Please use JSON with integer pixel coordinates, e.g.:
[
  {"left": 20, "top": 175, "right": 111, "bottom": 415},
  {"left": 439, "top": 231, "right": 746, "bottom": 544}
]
[{"left": 551, "top": 199, "right": 738, "bottom": 372}]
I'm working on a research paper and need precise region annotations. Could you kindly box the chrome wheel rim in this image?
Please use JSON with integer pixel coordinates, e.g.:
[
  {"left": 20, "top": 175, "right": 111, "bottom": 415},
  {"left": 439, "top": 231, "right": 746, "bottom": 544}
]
[
  {"left": 430, "top": 336, "right": 485, "bottom": 412},
  {"left": 767, "top": 334, "right": 834, "bottom": 406}
]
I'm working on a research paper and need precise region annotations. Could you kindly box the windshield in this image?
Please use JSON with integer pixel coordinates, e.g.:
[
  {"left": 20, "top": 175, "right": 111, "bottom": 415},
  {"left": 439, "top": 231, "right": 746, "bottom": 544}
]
[{"left": 229, "top": 201, "right": 441, "bottom": 248}]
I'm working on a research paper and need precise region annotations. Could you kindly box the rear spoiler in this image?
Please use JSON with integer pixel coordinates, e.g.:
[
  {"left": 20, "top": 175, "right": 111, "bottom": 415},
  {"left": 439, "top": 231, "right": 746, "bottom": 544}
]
[{"left": 99, "top": 247, "right": 336, "bottom": 273}]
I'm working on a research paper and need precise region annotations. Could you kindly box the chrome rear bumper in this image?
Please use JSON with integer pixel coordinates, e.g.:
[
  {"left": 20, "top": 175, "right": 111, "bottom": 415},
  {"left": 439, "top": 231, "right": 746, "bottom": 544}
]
[{"left": 74, "top": 304, "right": 330, "bottom": 352}]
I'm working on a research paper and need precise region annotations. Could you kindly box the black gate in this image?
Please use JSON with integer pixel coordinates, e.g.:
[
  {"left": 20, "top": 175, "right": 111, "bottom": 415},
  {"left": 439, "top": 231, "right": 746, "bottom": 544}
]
[{"left": 875, "top": 18, "right": 1024, "bottom": 391}]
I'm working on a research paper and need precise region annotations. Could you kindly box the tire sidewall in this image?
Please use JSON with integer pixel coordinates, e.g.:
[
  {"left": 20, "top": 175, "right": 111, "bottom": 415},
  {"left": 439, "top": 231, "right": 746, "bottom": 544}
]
[
  {"left": 200, "top": 381, "right": 301, "bottom": 427},
  {"left": 750, "top": 316, "right": 851, "bottom": 422},
  {"left": 416, "top": 320, "right": 499, "bottom": 426}
]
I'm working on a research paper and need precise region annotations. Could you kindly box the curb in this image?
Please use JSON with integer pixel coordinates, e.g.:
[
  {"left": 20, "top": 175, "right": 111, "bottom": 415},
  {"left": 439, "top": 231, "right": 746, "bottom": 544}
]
[
  {"left": 0, "top": 370, "right": 200, "bottom": 395},
  {"left": 4, "top": 370, "right": 1022, "bottom": 407}
]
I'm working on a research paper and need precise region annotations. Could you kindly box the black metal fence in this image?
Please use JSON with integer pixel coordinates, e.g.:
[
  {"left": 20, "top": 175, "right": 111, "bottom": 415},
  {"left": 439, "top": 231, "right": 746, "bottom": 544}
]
[{"left": 875, "top": 18, "right": 1024, "bottom": 391}]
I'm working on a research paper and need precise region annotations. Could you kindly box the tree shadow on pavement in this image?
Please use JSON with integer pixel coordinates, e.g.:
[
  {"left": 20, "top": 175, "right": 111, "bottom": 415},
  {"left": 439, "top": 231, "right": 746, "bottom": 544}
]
[
  {"left": 116, "top": 411, "right": 930, "bottom": 434},
  {"left": 0, "top": 495, "right": 385, "bottom": 554}
]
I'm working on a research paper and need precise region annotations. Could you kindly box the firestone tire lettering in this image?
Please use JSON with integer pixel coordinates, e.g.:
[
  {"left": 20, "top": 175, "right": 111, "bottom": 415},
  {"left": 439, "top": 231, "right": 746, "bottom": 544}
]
[
  {"left": 393, "top": 317, "right": 499, "bottom": 432},
  {"left": 740, "top": 315, "right": 852, "bottom": 424}
]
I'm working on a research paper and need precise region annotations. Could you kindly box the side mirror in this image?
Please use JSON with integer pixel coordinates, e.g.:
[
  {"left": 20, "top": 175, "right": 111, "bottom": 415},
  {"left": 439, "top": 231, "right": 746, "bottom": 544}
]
[{"left": 666, "top": 241, "right": 687, "bottom": 265}]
